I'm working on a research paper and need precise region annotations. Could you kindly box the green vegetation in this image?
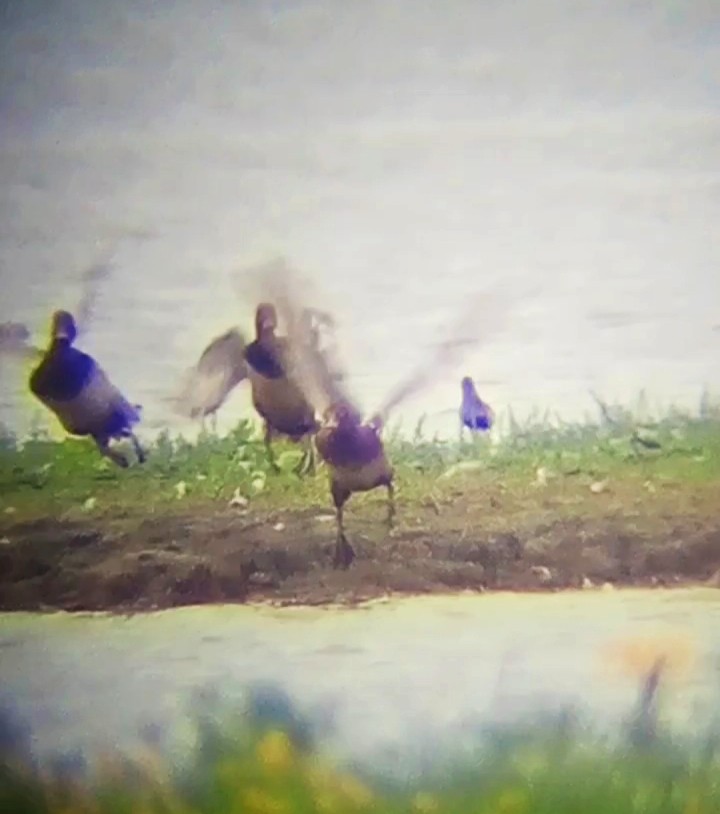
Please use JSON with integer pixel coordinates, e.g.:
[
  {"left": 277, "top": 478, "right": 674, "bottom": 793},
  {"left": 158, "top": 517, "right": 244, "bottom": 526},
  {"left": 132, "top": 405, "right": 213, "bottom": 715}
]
[
  {"left": 2, "top": 666, "right": 720, "bottom": 813},
  {"left": 1, "top": 392, "right": 719, "bottom": 525}
]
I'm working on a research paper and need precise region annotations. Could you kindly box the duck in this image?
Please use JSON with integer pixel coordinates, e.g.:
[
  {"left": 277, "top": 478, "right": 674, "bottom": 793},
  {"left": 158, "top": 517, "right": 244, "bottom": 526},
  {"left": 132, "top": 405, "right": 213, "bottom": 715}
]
[
  {"left": 28, "top": 310, "right": 145, "bottom": 467},
  {"left": 314, "top": 400, "right": 395, "bottom": 568},
  {"left": 460, "top": 376, "right": 495, "bottom": 438},
  {"left": 174, "top": 328, "right": 248, "bottom": 432},
  {"left": 243, "top": 303, "right": 321, "bottom": 476}
]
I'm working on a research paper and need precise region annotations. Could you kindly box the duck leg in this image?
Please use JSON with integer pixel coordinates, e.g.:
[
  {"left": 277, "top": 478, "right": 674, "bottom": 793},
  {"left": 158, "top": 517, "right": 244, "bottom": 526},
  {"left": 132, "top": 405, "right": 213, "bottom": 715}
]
[
  {"left": 294, "top": 435, "right": 316, "bottom": 477},
  {"left": 385, "top": 480, "right": 396, "bottom": 529},
  {"left": 128, "top": 432, "right": 146, "bottom": 464},
  {"left": 331, "top": 482, "right": 355, "bottom": 569},
  {"left": 263, "top": 423, "right": 281, "bottom": 473},
  {"left": 94, "top": 435, "right": 129, "bottom": 468}
]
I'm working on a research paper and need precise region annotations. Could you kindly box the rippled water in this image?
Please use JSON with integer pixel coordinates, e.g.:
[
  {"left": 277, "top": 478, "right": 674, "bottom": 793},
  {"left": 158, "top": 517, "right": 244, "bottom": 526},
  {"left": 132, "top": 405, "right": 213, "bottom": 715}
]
[
  {"left": 1, "top": 590, "right": 719, "bottom": 773},
  {"left": 1, "top": 0, "right": 719, "bottom": 440}
]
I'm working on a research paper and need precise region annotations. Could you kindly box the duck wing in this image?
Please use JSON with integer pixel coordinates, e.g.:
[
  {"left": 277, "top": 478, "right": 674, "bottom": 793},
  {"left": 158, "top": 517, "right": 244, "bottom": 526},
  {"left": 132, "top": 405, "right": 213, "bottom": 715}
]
[
  {"left": 172, "top": 328, "right": 248, "bottom": 418},
  {"left": 73, "top": 256, "right": 116, "bottom": 336}
]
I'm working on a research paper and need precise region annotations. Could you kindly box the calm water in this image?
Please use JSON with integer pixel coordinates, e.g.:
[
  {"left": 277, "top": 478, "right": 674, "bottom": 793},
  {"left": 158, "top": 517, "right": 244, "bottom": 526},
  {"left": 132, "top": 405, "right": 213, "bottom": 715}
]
[
  {"left": 1, "top": 0, "right": 719, "bottom": 441},
  {"left": 1, "top": 590, "right": 720, "bottom": 773}
]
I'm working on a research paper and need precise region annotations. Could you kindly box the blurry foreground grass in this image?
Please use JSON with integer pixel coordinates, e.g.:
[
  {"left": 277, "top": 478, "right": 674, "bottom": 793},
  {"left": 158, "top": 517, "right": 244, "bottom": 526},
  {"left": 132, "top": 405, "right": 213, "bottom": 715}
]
[
  {"left": 2, "top": 391, "right": 720, "bottom": 523},
  {"left": 2, "top": 669, "right": 720, "bottom": 814}
]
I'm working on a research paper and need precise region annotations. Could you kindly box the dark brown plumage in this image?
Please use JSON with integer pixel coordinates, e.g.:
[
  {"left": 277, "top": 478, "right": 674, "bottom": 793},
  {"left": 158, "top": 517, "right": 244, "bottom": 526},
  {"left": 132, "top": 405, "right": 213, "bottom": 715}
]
[{"left": 243, "top": 303, "right": 320, "bottom": 475}]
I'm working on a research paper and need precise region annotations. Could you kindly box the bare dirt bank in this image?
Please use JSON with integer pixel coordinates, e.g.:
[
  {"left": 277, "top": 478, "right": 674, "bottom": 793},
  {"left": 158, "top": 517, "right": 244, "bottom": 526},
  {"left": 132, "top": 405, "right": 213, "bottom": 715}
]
[{"left": 2, "top": 497, "right": 719, "bottom": 612}]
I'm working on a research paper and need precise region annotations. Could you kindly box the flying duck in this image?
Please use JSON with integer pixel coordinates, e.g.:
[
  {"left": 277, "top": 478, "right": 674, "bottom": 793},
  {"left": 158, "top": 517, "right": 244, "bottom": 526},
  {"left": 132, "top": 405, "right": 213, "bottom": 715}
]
[{"left": 28, "top": 310, "right": 145, "bottom": 467}]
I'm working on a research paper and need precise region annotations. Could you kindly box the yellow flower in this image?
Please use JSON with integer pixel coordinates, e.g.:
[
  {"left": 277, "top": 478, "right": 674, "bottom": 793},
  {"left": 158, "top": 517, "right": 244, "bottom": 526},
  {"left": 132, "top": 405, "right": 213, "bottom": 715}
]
[
  {"left": 601, "top": 632, "right": 697, "bottom": 681},
  {"left": 413, "top": 791, "right": 440, "bottom": 813},
  {"left": 305, "top": 759, "right": 337, "bottom": 792},
  {"left": 256, "top": 730, "right": 294, "bottom": 773}
]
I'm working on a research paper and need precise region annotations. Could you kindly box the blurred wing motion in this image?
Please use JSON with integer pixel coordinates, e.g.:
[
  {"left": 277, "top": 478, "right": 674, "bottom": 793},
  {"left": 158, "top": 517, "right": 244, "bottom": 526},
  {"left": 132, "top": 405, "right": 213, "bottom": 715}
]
[
  {"left": 370, "top": 287, "right": 513, "bottom": 425},
  {"left": 238, "top": 257, "right": 354, "bottom": 415},
  {"left": 0, "top": 250, "right": 116, "bottom": 361},
  {"left": 171, "top": 328, "right": 249, "bottom": 419},
  {"left": 237, "top": 259, "right": 514, "bottom": 427},
  {"left": 73, "top": 254, "right": 117, "bottom": 335}
]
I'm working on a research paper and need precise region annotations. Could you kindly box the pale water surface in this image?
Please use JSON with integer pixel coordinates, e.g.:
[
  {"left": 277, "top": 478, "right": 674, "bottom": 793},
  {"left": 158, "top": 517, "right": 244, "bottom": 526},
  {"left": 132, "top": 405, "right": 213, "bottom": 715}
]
[
  {"left": 1, "top": 0, "right": 719, "bottom": 440},
  {"left": 1, "top": 590, "right": 719, "bottom": 773}
]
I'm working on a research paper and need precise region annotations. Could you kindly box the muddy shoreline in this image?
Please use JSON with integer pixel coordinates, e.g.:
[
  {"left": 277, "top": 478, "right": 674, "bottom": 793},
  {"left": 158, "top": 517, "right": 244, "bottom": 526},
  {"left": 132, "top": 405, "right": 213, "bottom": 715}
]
[{"left": 2, "top": 497, "right": 720, "bottom": 612}]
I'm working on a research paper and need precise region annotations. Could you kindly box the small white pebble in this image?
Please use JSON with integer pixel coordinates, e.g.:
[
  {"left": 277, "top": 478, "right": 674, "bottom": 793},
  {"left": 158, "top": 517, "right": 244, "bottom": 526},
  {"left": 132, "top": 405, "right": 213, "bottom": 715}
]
[
  {"left": 82, "top": 497, "right": 97, "bottom": 511},
  {"left": 643, "top": 480, "right": 656, "bottom": 493},
  {"left": 0, "top": 537, "right": 11, "bottom": 545},
  {"left": 582, "top": 576, "right": 594, "bottom": 589},
  {"left": 601, "top": 581, "right": 615, "bottom": 592},
  {"left": 315, "top": 514, "right": 336, "bottom": 523},
  {"left": 174, "top": 481, "right": 187, "bottom": 499},
  {"left": 229, "top": 488, "right": 249, "bottom": 509},
  {"left": 590, "top": 479, "right": 608, "bottom": 494},
  {"left": 535, "top": 466, "right": 549, "bottom": 486},
  {"left": 4, "top": 506, "right": 16, "bottom": 515},
  {"left": 272, "top": 522, "right": 285, "bottom": 532}
]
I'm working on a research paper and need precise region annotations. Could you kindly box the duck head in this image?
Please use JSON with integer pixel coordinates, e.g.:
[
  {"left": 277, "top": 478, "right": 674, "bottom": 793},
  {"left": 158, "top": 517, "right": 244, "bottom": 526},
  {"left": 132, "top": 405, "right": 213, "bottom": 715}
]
[
  {"left": 254, "top": 303, "right": 278, "bottom": 341},
  {"left": 323, "top": 400, "right": 363, "bottom": 429},
  {"left": 50, "top": 310, "right": 78, "bottom": 344}
]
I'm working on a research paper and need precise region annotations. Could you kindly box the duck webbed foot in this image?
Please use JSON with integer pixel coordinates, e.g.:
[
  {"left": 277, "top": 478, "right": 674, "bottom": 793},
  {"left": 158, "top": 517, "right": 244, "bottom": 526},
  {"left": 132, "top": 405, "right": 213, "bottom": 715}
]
[
  {"left": 385, "top": 480, "right": 396, "bottom": 529},
  {"left": 331, "top": 484, "right": 354, "bottom": 568},
  {"left": 263, "top": 424, "right": 282, "bottom": 474},
  {"left": 95, "top": 436, "right": 129, "bottom": 468},
  {"left": 129, "top": 432, "right": 146, "bottom": 464},
  {"left": 333, "top": 531, "right": 355, "bottom": 569}
]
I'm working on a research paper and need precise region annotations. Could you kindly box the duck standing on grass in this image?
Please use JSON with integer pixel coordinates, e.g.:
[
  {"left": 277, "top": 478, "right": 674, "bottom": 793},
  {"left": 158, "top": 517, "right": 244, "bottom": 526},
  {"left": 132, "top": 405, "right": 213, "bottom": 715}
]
[
  {"left": 460, "top": 376, "right": 494, "bottom": 439},
  {"left": 174, "top": 328, "right": 248, "bottom": 432},
  {"left": 257, "top": 259, "right": 512, "bottom": 569},
  {"left": 27, "top": 310, "right": 145, "bottom": 467}
]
